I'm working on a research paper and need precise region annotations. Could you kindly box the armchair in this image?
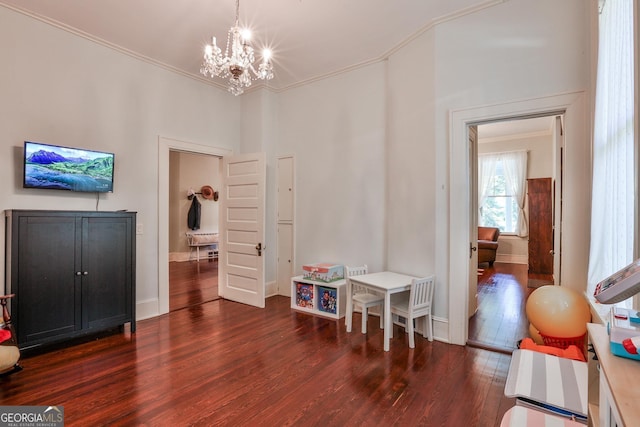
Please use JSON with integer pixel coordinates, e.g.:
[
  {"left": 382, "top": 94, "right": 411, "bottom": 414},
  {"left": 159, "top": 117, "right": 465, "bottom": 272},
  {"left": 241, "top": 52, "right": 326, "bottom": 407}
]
[{"left": 478, "top": 226, "right": 500, "bottom": 266}]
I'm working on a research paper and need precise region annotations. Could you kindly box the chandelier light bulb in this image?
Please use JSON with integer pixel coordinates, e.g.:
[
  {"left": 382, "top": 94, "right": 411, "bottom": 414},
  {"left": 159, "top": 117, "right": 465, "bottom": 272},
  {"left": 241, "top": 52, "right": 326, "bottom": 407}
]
[{"left": 200, "top": 0, "right": 274, "bottom": 96}]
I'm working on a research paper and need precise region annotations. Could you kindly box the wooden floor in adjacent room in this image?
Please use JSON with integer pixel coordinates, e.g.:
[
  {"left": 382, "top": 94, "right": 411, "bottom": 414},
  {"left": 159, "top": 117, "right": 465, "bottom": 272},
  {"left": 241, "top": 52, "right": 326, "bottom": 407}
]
[
  {"left": 468, "top": 262, "right": 548, "bottom": 353},
  {"left": 169, "top": 259, "right": 219, "bottom": 312},
  {"left": 2, "top": 288, "right": 516, "bottom": 426}
]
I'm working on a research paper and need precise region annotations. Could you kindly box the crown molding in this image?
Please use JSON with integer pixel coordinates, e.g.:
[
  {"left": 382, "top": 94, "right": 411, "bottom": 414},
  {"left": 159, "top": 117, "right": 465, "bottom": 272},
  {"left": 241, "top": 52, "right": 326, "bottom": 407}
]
[{"left": 1, "top": 0, "right": 508, "bottom": 95}]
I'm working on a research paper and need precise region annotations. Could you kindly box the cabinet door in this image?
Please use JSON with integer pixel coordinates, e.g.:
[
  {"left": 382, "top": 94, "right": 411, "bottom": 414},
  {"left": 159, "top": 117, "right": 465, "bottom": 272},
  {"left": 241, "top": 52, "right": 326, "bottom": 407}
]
[
  {"left": 81, "top": 216, "right": 133, "bottom": 330},
  {"left": 277, "top": 223, "right": 293, "bottom": 296},
  {"left": 16, "top": 215, "right": 80, "bottom": 345},
  {"left": 277, "top": 156, "right": 294, "bottom": 222}
]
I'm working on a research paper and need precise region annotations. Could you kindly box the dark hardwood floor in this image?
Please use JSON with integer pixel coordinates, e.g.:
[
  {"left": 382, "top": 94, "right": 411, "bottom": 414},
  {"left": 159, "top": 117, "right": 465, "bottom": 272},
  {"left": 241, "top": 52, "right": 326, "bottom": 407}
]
[
  {"left": 468, "top": 262, "right": 546, "bottom": 353},
  {"left": 2, "top": 280, "right": 517, "bottom": 426},
  {"left": 170, "top": 259, "right": 219, "bottom": 312}
]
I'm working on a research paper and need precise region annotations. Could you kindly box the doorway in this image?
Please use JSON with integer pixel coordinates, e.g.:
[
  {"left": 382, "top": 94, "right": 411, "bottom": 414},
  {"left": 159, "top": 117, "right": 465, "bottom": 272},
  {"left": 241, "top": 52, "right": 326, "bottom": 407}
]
[
  {"left": 467, "top": 114, "right": 562, "bottom": 352},
  {"left": 448, "top": 91, "right": 589, "bottom": 347},
  {"left": 168, "top": 150, "right": 222, "bottom": 311},
  {"left": 157, "top": 136, "right": 232, "bottom": 317}
]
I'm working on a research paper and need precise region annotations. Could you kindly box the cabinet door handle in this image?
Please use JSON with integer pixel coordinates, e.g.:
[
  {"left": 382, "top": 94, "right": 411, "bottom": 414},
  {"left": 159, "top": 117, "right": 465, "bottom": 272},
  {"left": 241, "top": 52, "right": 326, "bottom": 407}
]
[
  {"left": 83, "top": 271, "right": 89, "bottom": 276},
  {"left": 76, "top": 271, "right": 82, "bottom": 276}
]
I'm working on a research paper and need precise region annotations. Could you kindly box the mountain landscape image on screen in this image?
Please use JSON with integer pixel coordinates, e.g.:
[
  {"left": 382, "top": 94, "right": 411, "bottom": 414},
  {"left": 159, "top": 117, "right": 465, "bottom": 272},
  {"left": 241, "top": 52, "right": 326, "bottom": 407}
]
[{"left": 24, "top": 142, "right": 114, "bottom": 192}]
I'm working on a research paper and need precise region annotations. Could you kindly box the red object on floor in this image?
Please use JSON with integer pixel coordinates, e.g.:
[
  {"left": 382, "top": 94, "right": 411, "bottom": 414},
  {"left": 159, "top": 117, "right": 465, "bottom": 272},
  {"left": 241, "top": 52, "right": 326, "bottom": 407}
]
[{"left": 518, "top": 338, "right": 586, "bottom": 362}]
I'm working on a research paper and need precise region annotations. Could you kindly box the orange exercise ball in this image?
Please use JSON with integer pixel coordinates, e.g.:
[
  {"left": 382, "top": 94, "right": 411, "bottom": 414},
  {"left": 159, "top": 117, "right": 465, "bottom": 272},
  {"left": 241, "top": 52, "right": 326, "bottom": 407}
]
[
  {"left": 528, "top": 324, "right": 544, "bottom": 345},
  {"left": 526, "top": 286, "right": 590, "bottom": 338}
]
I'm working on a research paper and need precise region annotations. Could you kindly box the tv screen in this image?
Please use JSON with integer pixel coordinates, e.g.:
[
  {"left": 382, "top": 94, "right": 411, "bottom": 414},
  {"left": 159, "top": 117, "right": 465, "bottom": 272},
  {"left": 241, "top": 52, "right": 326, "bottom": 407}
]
[{"left": 23, "top": 141, "right": 114, "bottom": 193}]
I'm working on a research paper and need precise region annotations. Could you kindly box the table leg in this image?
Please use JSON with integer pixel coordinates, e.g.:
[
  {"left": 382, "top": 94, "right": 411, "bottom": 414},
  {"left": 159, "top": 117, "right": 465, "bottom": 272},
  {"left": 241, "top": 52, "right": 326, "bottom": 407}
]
[
  {"left": 383, "top": 292, "right": 391, "bottom": 351},
  {"left": 345, "top": 279, "right": 353, "bottom": 333}
]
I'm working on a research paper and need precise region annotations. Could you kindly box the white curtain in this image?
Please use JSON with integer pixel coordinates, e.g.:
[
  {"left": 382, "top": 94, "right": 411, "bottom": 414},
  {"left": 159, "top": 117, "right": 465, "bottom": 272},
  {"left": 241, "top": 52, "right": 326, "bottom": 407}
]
[
  {"left": 502, "top": 151, "right": 528, "bottom": 237},
  {"left": 478, "top": 151, "right": 527, "bottom": 236},
  {"left": 478, "top": 154, "right": 498, "bottom": 213},
  {"left": 587, "top": 0, "right": 635, "bottom": 306}
]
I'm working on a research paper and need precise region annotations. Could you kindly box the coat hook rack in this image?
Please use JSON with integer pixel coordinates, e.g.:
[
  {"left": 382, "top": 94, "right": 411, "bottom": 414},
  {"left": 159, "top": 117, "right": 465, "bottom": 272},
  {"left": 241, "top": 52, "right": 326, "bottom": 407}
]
[
  {"left": 187, "top": 186, "right": 218, "bottom": 201},
  {"left": 187, "top": 193, "right": 203, "bottom": 200},
  {"left": 187, "top": 189, "right": 201, "bottom": 201}
]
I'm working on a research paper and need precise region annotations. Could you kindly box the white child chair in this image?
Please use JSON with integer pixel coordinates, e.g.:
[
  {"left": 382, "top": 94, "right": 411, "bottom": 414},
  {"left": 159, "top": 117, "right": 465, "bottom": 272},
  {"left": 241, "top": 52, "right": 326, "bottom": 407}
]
[
  {"left": 345, "top": 264, "right": 384, "bottom": 334},
  {"left": 390, "top": 275, "right": 435, "bottom": 348}
]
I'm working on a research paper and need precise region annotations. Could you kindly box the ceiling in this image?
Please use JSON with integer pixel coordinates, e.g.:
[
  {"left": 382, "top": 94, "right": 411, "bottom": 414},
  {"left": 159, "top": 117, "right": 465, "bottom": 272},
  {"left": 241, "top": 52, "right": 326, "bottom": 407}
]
[
  {"left": 478, "top": 116, "right": 556, "bottom": 141},
  {"left": 0, "top": 0, "right": 500, "bottom": 92},
  {"left": 1, "top": 0, "right": 553, "bottom": 137}
]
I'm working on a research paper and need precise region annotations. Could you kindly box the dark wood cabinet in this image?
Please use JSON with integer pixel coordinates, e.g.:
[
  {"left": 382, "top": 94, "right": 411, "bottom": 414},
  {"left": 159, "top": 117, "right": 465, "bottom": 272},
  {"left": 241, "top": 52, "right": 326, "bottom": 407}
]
[
  {"left": 527, "top": 178, "right": 554, "bottom": 275},
  {"left": 5, "top": 210, "right": 136, "bottom": 350}
]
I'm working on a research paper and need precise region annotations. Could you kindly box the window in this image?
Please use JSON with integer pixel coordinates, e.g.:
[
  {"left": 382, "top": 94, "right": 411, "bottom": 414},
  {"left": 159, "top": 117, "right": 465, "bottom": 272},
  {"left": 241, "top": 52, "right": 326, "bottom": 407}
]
[
  {"left": 478, "top": 151, "right": 528, "bottom": 236},
  {"left": 479, "top": 160, "right": 519, "bottom": 233}
]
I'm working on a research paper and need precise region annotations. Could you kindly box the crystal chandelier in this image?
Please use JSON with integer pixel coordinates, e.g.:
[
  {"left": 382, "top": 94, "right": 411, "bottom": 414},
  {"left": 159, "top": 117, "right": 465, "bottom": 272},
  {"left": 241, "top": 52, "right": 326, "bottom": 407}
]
[{"left": 200, "top": 0, "right": 274, "bottom": 96}]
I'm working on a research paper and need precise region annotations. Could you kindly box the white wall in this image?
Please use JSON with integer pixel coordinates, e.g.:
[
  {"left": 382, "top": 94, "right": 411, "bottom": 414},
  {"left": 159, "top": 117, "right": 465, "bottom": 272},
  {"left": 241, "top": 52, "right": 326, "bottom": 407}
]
[
  {"left": 0, "top": 6, "right": 241, "bottom": 315},
  {"left": 386, "top": 24, "right": 437, "bottom": 281},
  {"left": 276, "top": 64, "right": 388, "bottom": 274},
  {"left": 385, "top": 0, "right": 591, "bottom": 340}
]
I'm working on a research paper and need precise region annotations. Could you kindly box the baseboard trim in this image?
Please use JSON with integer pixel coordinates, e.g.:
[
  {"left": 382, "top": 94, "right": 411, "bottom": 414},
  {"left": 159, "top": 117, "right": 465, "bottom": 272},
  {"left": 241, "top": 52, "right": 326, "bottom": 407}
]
[
  {"left": 136, "top": 298, "right": 160, "bottom": 320},
  {"left": 466, "top": 339, "right": 514, "bottom": 355},
  {"left": 496, "top": 254, "right": 528, "bottom": 265}
]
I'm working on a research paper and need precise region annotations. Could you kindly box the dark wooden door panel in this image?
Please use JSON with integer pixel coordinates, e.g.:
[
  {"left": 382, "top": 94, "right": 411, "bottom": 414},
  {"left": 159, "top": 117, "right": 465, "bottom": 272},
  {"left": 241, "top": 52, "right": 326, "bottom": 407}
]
[
  {"left": 527, "top": 178, "right": 553, "bottom": 274},
  {"left": 82, "top": 216, "right": 133, "bottom": 329},
  {"left": 16, "top": 215, "right": 80, "bottom": 344}
]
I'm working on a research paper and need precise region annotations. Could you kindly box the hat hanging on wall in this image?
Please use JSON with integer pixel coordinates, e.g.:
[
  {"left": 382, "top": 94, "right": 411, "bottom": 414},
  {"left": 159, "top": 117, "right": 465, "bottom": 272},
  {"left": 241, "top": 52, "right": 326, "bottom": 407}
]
[{"left": 201, "top": 185, "right": 215, "bottom": 200}]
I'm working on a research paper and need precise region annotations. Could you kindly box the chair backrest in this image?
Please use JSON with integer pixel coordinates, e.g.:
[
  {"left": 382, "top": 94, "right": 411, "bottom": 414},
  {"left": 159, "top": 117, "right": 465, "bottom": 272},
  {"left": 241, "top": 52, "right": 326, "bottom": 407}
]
[
  {"left": 345, "top": 264, "right": 368, "bottom": 294},
  {"left": 409, "top": 276, "right": 435, "bottom": 315},
  {"left": 478, "top": 226, "right": 500, "bottom": 242}
]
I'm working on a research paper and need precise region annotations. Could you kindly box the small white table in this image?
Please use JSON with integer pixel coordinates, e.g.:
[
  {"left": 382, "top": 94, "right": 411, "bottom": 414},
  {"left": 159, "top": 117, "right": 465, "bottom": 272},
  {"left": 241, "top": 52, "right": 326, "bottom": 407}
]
[{"left": 346, "top": 271, "right": 417, "bottom": 351}]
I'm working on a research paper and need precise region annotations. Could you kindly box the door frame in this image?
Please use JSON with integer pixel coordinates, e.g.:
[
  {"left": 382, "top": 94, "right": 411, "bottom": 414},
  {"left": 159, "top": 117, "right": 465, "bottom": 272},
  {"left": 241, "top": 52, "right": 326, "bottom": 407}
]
[
  {"left": 156, "top": 136, "right": 232, "bottom": 316},
  {"left": 449, "top": 91, "right": 588, "bottom": 346}
]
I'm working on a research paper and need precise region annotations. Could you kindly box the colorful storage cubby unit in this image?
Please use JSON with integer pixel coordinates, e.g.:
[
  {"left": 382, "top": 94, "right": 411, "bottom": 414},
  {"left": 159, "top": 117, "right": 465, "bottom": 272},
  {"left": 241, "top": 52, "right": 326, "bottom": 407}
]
[
  {"left": 291, "top": 276, "right": 346, "bottom": 319},
  {"left": 317, "top": 286, "right": 338, "bottom": 315},
  {"left": 295, "top": 282, "right": 314, "bottom": 309}
]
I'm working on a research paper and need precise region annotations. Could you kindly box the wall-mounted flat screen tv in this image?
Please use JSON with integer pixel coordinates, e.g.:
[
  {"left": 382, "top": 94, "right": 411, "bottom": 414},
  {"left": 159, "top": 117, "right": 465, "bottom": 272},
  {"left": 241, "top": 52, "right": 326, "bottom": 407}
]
[{"left": 23, "top": 141, "right": 114, "bottom": 193}]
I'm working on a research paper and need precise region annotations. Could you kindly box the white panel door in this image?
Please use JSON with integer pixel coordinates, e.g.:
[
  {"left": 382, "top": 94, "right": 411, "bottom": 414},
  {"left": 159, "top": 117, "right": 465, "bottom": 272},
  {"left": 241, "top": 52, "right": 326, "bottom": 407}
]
[
  {"left": 468, "top": 125, "right": 479, "bottom": 318},
  {"left": 553, "top": 116, "right": 564, "bottom": 285},
  {"left": 219, "top": 152, "right": 266, "bottom": 308},
  {"left": 277, "top": 223, "right": 293, "bottom": 296}
]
